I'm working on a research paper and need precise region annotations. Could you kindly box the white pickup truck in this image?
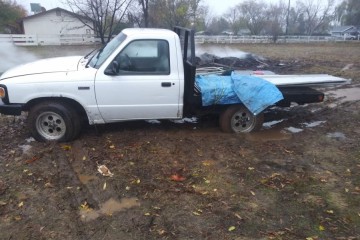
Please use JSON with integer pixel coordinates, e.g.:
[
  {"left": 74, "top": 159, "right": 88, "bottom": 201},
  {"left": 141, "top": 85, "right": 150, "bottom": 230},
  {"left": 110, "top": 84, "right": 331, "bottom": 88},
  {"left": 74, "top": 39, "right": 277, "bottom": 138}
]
[{"left": 0, "top": 27, "right": 348, "bottom": 142}]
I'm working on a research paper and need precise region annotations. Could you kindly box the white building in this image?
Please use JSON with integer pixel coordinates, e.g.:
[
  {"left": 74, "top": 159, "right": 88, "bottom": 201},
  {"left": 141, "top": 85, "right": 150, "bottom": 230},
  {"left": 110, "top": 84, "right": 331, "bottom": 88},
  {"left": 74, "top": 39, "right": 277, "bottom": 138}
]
[{"left": 21, "top": 7, "right": 95, "bottom": 45}]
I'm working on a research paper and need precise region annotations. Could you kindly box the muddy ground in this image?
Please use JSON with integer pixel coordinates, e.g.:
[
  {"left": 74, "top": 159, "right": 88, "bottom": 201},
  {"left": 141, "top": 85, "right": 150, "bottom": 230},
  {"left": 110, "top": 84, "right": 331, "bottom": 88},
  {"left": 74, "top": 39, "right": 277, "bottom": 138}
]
[{"left": 0, "top": 43, "right": 360, "bottom": 240}]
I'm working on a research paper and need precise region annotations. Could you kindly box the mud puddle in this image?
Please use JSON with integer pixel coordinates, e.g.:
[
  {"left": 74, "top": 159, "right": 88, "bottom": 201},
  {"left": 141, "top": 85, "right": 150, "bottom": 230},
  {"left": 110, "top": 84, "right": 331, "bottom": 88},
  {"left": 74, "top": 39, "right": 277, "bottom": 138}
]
[
  {"left": 80, "top": 197, "right": 140, "bottom": 222},
  {"left": 246, "top": 129, "right": 292, "bottom": 141},
  {"left": 78, "top": 175, "right": 98, "bottom": 184},
  {"left": 327, "top": 87, "right": 360, "bottom": 102}
]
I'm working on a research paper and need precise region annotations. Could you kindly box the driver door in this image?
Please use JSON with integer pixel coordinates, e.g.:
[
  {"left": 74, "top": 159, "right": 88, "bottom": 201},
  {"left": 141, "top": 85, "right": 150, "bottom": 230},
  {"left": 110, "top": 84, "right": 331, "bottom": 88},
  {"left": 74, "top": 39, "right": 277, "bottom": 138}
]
[{"left": 94, "top": 39, "right": 181, "bottom": 122}]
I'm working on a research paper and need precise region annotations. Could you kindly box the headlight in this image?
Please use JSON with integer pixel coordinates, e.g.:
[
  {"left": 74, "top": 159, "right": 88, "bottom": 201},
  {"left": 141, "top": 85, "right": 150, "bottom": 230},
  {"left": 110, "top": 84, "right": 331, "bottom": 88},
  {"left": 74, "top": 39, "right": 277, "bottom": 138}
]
[{"left": 0, "top": 87, "right": 5, "bottom": 98}]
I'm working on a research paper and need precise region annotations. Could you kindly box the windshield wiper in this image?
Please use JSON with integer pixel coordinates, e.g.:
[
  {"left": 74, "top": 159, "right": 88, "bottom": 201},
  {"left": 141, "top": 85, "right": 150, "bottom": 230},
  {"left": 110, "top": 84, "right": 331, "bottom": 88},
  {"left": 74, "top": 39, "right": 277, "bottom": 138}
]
[
  {"left": 84, "top": 48, "right": 98, "bottom": 59},
  {"left": 85, "top": 44, "right": 107, "bottom": 68},
  {"left": 93, "top": 44, "right": 108, "bottom": 68}
]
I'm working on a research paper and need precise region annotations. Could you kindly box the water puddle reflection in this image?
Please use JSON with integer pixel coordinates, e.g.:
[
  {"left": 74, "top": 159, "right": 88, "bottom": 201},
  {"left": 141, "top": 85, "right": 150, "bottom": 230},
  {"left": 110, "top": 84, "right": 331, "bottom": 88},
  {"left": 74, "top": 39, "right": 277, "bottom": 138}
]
[
  {"left": 327, "top": 132, "right": 347, "bottom": 141},
  {"left": 302, "top": 121, "right": 326, "bottom": 128}
]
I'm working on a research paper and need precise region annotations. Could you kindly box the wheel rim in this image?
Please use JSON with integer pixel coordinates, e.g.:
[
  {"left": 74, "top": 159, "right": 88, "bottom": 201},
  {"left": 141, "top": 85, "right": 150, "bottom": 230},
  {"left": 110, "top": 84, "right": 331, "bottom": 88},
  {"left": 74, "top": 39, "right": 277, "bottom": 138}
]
[
  {"left": 36, "top": 111, "right": 66, "bottom": 140},
  {"left": 231, "top": 108, "right": 256, "bottom": 133}
]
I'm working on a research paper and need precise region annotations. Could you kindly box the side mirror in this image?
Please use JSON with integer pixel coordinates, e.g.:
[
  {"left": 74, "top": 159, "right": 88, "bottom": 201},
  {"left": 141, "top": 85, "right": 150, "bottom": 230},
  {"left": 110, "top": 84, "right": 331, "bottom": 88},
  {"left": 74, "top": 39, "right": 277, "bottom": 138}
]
[{"left": 104, "top": 61, "right": 119, "bottom": 75}]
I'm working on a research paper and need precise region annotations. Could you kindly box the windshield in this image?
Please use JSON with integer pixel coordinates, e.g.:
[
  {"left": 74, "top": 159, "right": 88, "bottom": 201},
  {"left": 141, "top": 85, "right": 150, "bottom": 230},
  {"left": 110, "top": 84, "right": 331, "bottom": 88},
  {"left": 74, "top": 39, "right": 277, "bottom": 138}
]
[{"left": 88, "top": 32, "right": 127, "bottom": 69}]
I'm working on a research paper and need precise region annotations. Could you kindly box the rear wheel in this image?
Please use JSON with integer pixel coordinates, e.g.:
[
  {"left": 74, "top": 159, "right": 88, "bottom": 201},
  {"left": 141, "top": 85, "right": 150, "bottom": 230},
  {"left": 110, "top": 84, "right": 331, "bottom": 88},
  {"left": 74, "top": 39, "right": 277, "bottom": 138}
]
[
  {"left": 28, "top": 101, "right": 81, "bottom": 142},
  {"left": 219, "top": 104, "right": 263, "bottom": 133}
]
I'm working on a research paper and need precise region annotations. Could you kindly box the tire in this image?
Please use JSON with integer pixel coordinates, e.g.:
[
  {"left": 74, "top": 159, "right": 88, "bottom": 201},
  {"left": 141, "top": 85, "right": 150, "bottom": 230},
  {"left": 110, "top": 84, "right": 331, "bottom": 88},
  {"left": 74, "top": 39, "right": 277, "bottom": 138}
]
[
  {"left": 28, "top": 101, "right": 82, "bottom": 142},
  {"left": 219, "top": 104, "right": 264, "bottom": 133}
]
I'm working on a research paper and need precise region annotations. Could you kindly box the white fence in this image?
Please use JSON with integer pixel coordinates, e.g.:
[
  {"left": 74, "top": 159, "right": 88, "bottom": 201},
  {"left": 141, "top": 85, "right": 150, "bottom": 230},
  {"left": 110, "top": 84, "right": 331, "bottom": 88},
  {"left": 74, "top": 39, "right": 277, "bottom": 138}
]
[
  {"left": 0, "top": 34, "right": 358, "bottom": 46},
  {"left": 0, "top": 34, "right": 100, "bottom": 46},
  {"left": 194, "top": 35, "right": 360, "bottom": 44}
]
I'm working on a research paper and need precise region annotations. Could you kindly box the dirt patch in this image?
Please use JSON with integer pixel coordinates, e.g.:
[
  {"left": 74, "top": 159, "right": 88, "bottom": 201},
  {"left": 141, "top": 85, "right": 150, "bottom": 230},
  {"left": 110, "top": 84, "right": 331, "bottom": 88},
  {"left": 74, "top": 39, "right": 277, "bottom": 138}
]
[{"left": 0, "top": 43, "right": 360, "bottom": 239}]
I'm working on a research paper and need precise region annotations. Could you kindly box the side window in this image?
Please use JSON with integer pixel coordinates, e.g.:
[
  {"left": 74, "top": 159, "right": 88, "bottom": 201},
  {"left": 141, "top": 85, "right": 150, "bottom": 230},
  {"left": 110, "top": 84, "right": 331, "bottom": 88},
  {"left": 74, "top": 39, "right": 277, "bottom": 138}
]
[{"left": 111, "top": 40, "right": 170, "bottom": 75}]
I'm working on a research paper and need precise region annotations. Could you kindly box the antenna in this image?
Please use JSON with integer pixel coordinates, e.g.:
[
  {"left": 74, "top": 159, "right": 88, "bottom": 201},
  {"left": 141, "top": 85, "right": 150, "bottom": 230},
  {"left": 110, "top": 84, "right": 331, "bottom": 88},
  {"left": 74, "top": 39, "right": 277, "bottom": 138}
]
[{"left": 30, "top": 3, "right": 42, "bottom": 14}]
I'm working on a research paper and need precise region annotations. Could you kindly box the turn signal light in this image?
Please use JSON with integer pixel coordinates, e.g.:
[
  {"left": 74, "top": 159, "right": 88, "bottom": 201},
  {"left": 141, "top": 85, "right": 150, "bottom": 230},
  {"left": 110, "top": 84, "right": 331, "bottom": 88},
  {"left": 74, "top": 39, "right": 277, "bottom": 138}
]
[{"left": 0, "top": 87, "right": 5, "bottom": 98}]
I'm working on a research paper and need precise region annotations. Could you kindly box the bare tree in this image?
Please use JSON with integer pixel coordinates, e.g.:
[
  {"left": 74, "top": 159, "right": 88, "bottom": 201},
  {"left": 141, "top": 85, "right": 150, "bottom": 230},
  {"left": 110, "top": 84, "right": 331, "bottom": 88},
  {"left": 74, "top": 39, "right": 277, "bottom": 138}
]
[
  {"left": 138, "top": 0, "right": 149, "bottom": 27},
  {"left": 188, "top": 0, "right": 201, "bottom": 25},
  {"left": 297, "top": 0, "right": 335, "bottom": 35},
  {"left": 0, "top": 0, "right": 27, "bottom": 33},
  {"left": 148, "top": 0, "right": 191, "bottom": 29},
  {"left": 225, "top": 7, "right": 243, "bottom": 35},
  {"left": 65, "top": 0, "right": 133, "bottom": 44},
  {"left": 336, "top": 0, "right": 360, "bottom": 26},
  {"left": 207, "top": 17, "right": 230, "bottom": 35},
  {"left": 238, "top": 0, "right": 267, "bottom": 35},
  {"left": 264, "top": 2, "right": 287, "bottom": 42}
]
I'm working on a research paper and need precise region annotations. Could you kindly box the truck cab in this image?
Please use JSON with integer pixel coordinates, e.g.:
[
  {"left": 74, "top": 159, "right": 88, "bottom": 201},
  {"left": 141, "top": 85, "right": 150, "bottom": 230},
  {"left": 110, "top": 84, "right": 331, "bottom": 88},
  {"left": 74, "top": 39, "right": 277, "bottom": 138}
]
[{"left": 90, "top": 28, "right": 186, "bottom": 122}]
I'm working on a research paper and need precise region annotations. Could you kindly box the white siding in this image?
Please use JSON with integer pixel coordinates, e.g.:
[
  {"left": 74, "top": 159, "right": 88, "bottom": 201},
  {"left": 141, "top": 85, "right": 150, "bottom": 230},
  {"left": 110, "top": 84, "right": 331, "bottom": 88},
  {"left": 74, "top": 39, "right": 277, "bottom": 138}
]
[{"left": 23, "top": 10, "right": 94, "bottom": 36}]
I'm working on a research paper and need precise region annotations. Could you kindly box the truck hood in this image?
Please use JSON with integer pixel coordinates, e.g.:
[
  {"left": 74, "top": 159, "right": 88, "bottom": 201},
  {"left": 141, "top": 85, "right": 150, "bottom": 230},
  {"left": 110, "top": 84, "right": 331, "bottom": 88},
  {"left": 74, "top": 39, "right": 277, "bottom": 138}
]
[{"left": 0, "top": 56, "right": 84, "bottom": 80}]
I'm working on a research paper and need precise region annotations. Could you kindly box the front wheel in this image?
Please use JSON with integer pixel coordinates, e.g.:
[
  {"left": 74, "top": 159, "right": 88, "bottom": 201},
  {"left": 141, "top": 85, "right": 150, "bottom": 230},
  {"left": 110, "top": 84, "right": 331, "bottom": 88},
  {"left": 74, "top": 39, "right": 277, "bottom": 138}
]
[
  {"left": 28, "top": 102, "right": 81, "bottom": 142},
  {"left": 219, "top": 104, "right": 264, "bottom": 133}
]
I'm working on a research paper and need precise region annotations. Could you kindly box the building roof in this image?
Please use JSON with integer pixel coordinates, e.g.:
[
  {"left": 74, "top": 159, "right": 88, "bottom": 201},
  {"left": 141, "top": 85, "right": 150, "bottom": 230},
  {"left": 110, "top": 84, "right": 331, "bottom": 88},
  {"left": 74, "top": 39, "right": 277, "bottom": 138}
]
[
  {"left": 22, "top": 7, "right": 92, "bottom": 22},
  {"left": 331, "top": 26, "right": 356, "bottom": 33}
]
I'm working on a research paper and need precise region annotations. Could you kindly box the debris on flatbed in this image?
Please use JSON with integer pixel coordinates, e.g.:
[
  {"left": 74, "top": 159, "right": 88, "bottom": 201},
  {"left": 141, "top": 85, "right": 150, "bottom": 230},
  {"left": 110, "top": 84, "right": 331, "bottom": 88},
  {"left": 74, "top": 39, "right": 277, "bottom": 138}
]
[{"left": 196, "top": 53, "right": 268, "bottom": 70}]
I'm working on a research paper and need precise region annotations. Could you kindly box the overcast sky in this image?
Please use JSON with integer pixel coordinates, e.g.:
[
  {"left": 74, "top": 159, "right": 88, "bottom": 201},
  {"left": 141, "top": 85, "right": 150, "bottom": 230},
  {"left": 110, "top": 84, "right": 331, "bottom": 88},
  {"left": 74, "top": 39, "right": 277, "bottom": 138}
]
[{"left": 16, "top": 0, "right": 336, "bottom": 16}]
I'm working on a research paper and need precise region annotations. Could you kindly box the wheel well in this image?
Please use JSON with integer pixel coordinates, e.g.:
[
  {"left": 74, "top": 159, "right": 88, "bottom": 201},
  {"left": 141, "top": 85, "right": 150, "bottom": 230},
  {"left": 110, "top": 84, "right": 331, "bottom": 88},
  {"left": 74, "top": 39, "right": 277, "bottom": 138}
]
[{"left": 24, "top": 97, "right": 88, "bottom": 121}]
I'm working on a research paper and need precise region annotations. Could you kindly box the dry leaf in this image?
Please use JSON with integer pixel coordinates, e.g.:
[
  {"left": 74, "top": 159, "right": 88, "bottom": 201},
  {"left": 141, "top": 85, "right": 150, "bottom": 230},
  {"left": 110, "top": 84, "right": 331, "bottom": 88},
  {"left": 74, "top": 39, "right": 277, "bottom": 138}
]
[
  {"left": 97, "top": 165, "right": 114, "bottom": 177},
  {"left": 103, "top": 182, "right": 107, "bottom": 190},
  {"left": 270, "top": 173, "right": 281, "bottom": 178},
  {"left": 61, "top": 145, "right": 72, "bottom": 151},
  {"left": 80, "top": 201, "right": 90, "bottom": 211},
  {"left": 248, "top": 167, "right": 255, "bottom": 171},
  {"left": 228, "top": 226, "right": 236, "bottom": 231},
  {"left": 319, "top": 225, "right": 325, "bottom": 231},
  {"left": 18, "top": 202, "right": 24, "bottom": 207},
  {"left": 25, "top": 156, "right": 40, "bottom": 164},
  {"left": 144, "top": 212, "right": 151, "bottom": 216},
  {"left": 250, "top": 191, "right": 256, "bottom": 196},
  {"left": 326, "top": 210, "right": 334, "bottom": 214},
  {"left": 44, "top": 182, "right": 54, "bottom": 188},
  {"left": 109, "top": 145, "right": 115, "bottom": 149},
  {"left": 170, "top": 174, "right": 186, "bottom": 182},
  {"left": 82, "top": 156, "right": 87, "bottom": 161}
]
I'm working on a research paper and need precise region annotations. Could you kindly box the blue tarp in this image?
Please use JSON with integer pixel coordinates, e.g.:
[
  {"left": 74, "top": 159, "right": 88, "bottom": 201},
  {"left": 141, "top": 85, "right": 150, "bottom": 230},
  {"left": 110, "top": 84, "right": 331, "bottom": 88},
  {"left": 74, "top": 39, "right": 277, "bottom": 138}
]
[{"left": 195, "top": 72, "right": 284, "bottom": 115}]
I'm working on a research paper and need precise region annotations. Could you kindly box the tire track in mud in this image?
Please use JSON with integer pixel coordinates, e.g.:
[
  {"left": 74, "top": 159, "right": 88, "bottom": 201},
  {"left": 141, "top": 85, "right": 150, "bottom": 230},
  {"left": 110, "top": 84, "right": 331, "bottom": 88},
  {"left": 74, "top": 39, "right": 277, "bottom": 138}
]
[
  {"left": 54, "top": 140, "right": 142, "bottom": 239},
  {"left": 52, "top": 143, "right": 98, "bottom": 240}
]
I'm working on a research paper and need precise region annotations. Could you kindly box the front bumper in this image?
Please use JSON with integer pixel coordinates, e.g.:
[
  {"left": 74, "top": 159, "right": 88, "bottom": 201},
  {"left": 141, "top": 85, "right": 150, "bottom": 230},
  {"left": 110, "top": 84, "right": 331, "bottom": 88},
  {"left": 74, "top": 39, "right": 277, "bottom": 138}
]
[{"left": 0, "top": 100, "right": 23, "bottom": 115}]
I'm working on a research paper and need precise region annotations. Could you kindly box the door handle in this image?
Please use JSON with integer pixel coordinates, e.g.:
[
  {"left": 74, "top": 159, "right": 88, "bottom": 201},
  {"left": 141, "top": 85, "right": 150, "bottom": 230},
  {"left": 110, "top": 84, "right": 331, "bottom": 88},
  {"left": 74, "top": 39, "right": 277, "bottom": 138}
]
[{"left": 161, "top": 82, "right": 172, "bottom": 87}]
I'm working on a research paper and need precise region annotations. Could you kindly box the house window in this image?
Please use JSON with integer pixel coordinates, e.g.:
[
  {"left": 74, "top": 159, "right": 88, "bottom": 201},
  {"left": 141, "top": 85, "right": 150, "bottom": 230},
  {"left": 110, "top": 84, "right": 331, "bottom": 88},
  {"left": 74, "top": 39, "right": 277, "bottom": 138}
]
[
  {"left": 86, "top": 29, "right": 91, "bottom": 35},
  {"left": 56, "top": 9, "right": 61, "bottom": 16}
]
